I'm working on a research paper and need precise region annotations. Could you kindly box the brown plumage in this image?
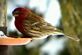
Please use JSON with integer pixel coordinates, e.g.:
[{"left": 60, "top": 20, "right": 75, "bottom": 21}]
[{"left": 12, "top": 7, "right": 63, "bottom": 39}]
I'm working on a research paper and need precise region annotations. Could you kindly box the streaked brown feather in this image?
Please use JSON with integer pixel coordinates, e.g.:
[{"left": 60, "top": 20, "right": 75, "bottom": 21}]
[{"left": 22, "top": 12, "right": 58, "bottom": 38}]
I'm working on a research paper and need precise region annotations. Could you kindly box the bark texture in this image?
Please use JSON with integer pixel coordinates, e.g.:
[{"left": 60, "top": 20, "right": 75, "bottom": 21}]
[
  {"left": 0, "top": 0, "right": 8, "bottom": 55},
  {"left": 59, "top": 0, "right": 82, "bottom": 55}
]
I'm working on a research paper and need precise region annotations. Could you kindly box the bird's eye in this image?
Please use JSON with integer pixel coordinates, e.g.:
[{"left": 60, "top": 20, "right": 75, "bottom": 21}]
[{"left": 14, "top": 11, "right": 20, "bottom": 14}]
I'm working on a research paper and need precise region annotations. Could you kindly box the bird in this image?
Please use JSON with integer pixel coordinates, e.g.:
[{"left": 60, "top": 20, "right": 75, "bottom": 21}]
[
  {"left": 12, "top": 7, "right": 61, "bottom": 39},
  {"left": 12, "top": 7, "right": 80, "bottom": 41}
]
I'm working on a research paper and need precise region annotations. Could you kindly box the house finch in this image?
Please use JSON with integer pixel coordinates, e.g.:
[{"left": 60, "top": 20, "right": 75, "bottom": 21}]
[
  {"left": 12, "top": 7, "right": 61, "bottom": 39},
  {"left": 12, "top": 7, "right": 79, "bottom": 41}
]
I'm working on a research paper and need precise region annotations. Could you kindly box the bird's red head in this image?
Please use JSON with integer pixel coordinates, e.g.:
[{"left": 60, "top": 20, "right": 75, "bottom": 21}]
[{"left": 12, "top": 7, "right": 30, "bottom": 18}]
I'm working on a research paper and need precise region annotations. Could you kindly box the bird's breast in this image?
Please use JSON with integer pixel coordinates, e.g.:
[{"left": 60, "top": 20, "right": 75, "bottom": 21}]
[{"left": 15, "top": 19, "right": 25, "bottom": 33}]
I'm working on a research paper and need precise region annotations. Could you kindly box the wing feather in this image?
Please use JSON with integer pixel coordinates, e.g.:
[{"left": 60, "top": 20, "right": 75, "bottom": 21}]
[{"left": 22, "top": 12, "right": 58, "bottom": 38}]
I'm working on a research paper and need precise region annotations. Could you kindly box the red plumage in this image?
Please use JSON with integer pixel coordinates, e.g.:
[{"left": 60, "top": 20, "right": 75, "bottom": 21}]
[{"left": 12, "top": 7, "right": 60, "bottom": 39}]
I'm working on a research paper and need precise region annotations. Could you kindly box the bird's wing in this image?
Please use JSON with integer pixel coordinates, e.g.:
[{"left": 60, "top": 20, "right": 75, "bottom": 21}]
[
  {"left": 22, "top": 13, "right": 44, "bottom": 37},
  {"left": 22, "top": 12, "right": 62, "bottom": 38}
]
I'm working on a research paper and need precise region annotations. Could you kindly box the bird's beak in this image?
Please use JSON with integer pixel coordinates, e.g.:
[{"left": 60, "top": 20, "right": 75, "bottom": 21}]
[{"left": 13, "top": 14, "right": 19, "bottom": 17}]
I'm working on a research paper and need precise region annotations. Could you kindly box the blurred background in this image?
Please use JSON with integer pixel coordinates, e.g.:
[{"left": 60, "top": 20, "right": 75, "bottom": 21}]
[{"left": 0, "top": 0, "right": 82, "bottom": 55}]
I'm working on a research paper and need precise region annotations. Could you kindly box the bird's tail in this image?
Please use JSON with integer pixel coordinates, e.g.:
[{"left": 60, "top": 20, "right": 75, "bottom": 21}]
[{"left": 53, "top": 31, "right": 80, "bottom": 42}]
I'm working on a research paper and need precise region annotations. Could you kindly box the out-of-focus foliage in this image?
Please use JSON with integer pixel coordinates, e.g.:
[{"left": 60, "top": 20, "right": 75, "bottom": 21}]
[{"left": 59, "top": 0, "right": 82, "bottom": 55}]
